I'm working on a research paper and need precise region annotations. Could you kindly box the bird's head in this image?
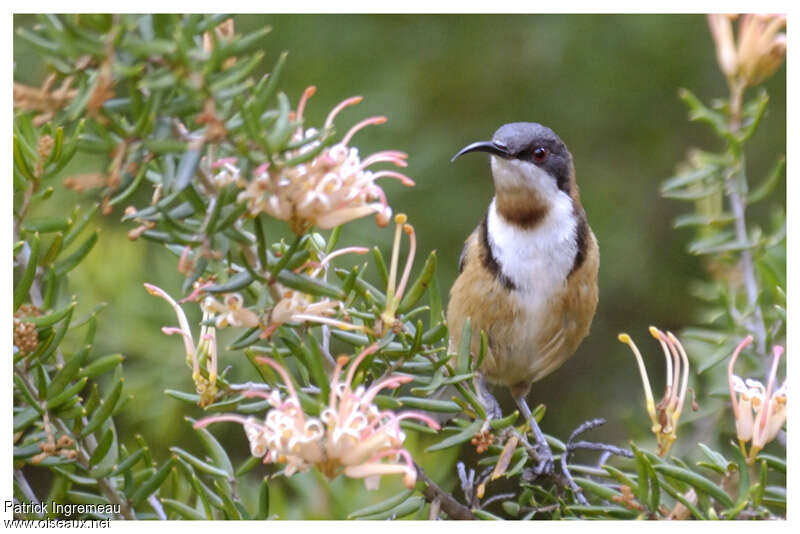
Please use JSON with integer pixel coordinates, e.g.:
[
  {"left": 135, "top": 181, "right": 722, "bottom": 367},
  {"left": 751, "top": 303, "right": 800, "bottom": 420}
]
[{"left": 452, "top": 122, "right": 578, "bottom": 227}]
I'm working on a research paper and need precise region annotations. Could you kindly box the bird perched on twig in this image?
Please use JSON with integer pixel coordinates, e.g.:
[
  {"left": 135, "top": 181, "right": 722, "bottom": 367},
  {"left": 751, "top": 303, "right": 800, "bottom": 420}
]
[{"left": 447, "top": 122, "right": 599, "bottom": 474}]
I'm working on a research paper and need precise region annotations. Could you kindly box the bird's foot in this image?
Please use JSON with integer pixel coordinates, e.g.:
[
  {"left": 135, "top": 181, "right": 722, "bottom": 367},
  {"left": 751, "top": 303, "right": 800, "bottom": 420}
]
[
  {"left": 530, "top": 440, "right": 555, "bottom": 476},
  {"left": 474, "top": 374, "right": 503, "bottom": 420},
  {"left": 513, "top": 393, "right": 556, "bottom": 476}
]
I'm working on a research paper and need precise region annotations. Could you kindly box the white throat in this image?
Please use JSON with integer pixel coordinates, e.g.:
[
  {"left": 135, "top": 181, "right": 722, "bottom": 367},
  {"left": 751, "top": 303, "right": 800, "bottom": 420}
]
[{"left": 486, "top": 158, "right": 578, "bottom": 293}]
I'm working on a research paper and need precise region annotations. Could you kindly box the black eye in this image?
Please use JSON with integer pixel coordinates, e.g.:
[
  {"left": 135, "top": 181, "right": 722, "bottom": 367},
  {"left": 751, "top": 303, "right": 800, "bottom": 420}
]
[{"left": 532, "top": 146, "right": 548, "bottom": 162}]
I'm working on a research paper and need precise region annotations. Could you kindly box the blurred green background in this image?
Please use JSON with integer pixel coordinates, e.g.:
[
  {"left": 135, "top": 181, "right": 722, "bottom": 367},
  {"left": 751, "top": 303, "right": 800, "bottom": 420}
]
[{"left": 14, "top": 14, "right": 786, "bottom": 518}]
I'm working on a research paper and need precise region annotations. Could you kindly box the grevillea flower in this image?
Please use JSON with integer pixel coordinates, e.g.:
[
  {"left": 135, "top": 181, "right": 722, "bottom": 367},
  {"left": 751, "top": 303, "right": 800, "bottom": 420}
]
[
  {"left": 708, "top": 14, "right": 786, "bottom": 88},
  {"left": 260, "top": 246, "right": 369, "bottom": 339},
  {"left": 379, "top": 213, "right": 416, "bottom": 335},
  {"left": 201, "top": 292, "right": 260, "bottom": 329},
  {"left": 728, "top": 336, "right": 786, "bottom": 463},
  {"left": 619, "top": 327, "right": 691, "bottom": 457},
  {"left": 196, "top": 344, "right": 439, "bottom": 490},
  {"left": 237, "top": 89, "right": 415, "bottom": 234},
  {"left": 144, "top": 283, "right": 219, "bottom": 407}
]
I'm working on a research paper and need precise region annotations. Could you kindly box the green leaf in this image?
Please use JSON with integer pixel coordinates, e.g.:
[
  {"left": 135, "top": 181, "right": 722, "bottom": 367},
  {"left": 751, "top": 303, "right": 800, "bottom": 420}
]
[
  {"left": 661, "top": 183, "right": 722, "bottom": 201},
  {"left": 660, "top": 166, "right": 716, "bottom": 193},
  {"left": 348, "top": 489, "right": 413, "bottom": 519},
  {"left": 428, "top": 273, "right": 442, "bottom": 326},
  {"left": 306, "top": 334, "right": 331, "bottom": 399},
  {"left": 46, "top": 346, "right": 89, "bottom": 400},
  {"left": 756, "top": 453, "right": 785, "bottom": 474},
  {"left": 678, "top": 87, "right": 731, "bottom": 140},
  {"left": 276, "top": 270, "right": 345, "bottom": 299},
  {"left": 45, "top": 377, "right": 87, "bottom": 410},
  {"left": 564, "top": 505, "right": 638, "bottom": 519},
  {"left": 187, "top": 417, "right": 234, "bottom": 477},
  {"left": 255, "top": 476, "right": 270, "bottom": 520},
  {"left": 63, "top": 202, "right": 98, "bottom": 249},
  {"left": 14, "top": 234, "right": 40, "bottom": 311},
  {"left": 672, "top": 212, "right": 734, "bottom": 229},
  {"left": 228, "top": 327, "right": 262, "bottom": 351},
  {"left": 739, "top": 88, "right": 769, "bottom": 143},
  {"left": 266, "top": 92, "right": 294, "bottom": 152},
  {"left": 753, "top": 459, "right": 767, "bottom": 508},
  {"left": 657, "top": 478, "right": 705, "bottom": 520},
  {"left": 210, "top": 51, "right": 264, "bottom": 93},
  {"left": 54, "top": 231, "right": 98, "bottom": 277},
  {"left": 234, "top": 455, "right": 261, "bottom": 477},
  {"left": 14, "top": 374, "right": 43, "bottom": 414},
  {"left": 80, "top": 353, "right": 124, "bottom": 379},
  {"left": 174, "top": 144, "right": 204, "bottom": 192},
  {"left": 22, "top": 216, "right": 72, "bottom": 234},
  {"left": 130, "top": 456, "right": 176, "bottom": 505},
  {"left": 748, "top": 155, "right": 785, "bottom": 205},
  {"left": 698, "top": 443, "right": 733, "bottom": 474},
  {"left": 170, "top": 447, "right": 231, "bottom": 478},
  {"left": 161, "top": 498, "right": 206, "bottom": 520},
  {"left": 113, "top": 448, "right": 146, "bottom": 476},
  {"left": 489, "top": 410, "right": 519, "bottom": 430},
  {"left": 80, "top": 377, "right": 123, "bottom": 437},
  {"left": 397, "top": 396, "right": 461, "bottom": 413},
  {"left": 397, "top": 250, "right": 437, "bottom": 314},
  {"left": 372, "top": 246, "right": 389, "bottom": 287},
  {"left": 426, "top": 418, "right": 483, "bottom": 452},
  {"left": 420, "top": 322, "right": 447, "bottom": 345},
  {"left": 631, "top": 443, "right": 651, "bottom": 507},
  {"left": 23, "top": 301, "right": 76, "bottom": 328},
  {"left": 13, "top": 134, "right": 36, "bottom": 182},
  {"left": 357, "top": 496, "right": 425, "bottom": 520},
  {"left": 252, "top": 50, "right": 288, "bottom": 114},
  {"left": 13, "top": 407, "right": 39, "bottom": 432},
  {"left": 654, "top": 464, "right": 733, "bottom": 508},
  {"left": 205, "top": 271, "right": 254, "bottom": 293},
  {"left": 88, "top": 426, "right": 118, "bottom": 474},
  {"left": 574, "top": 477, "right": 620, "bottom": 501}
]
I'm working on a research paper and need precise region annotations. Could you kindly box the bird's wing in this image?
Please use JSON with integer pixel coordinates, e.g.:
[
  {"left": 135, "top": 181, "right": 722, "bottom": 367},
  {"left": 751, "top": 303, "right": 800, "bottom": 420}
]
[{"left": 458, "top": 224, "right": 481, "bottom": 273}]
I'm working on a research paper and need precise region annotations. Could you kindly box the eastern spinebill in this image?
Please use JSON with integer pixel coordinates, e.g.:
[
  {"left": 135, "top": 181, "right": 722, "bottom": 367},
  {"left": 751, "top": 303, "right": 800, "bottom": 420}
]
[{"left": 447, "top": 122, "right": 599, "bottom": 471}]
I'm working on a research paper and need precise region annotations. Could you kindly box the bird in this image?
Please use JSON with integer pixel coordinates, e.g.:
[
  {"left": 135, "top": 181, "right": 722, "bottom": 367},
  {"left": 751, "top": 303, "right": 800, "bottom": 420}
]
[{"left": 447, "top": 122, "right": 599, "bottom": 473}]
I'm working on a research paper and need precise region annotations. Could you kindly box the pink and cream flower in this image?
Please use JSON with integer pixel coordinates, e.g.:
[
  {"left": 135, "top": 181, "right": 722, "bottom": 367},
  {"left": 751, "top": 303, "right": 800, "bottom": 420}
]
[
  {"left": 619, "top": 327, "right": 691, "bottom": 457},
  {"left": 707, "top": 14, "right": 786, "bottom": 88},
  {"left": 144, "top": 283, "right": 219, "bottom": 407},
  {"left": 196, "top": 344, "right": 439, "bottom": 490},
  {"left": 728, "top": 336, "right": 786, "bottom": 463},
  {"left": 238, "top": 89, "right": 414, "bottom": 235}
]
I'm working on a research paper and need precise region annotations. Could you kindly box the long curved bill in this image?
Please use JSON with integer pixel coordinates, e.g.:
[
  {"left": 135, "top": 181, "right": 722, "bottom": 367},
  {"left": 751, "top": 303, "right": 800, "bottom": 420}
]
[{"left": 451, "top": 140, "right": 510, "bottom": 162}]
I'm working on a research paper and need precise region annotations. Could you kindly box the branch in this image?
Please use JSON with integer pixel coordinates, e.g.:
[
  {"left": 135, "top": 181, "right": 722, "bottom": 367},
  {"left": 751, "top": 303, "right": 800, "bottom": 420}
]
[
  {"left": 726, "top": 84, "right": 768, "bottom": 357},
  {"left": 415, "top": 463, "right": 475, "bottom": 520}
]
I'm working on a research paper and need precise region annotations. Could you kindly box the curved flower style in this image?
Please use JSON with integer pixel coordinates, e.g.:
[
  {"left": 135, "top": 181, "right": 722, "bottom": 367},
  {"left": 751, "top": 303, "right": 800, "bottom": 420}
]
[
  {"left": 379, "top": 214, "right": 416, "bottom": 334},
  {"left": 728, "top": 336, "right": 786, "bottom": 463},
  {"left": 238, "top": 89, "right": 415, "bottom": 234},
  {"left": 196, "top": 344, "right": 439, "bottom": 490},
  {"left": 708, "top": 14, "right": 786, "bottom": 88},
  {"left": 618, "top": 327, "right": 691, "bottom": 457},
  {"left": 144, "top": 283, "right": 219, "bottom": 407},
  {"left": 260, "top": 246, "right": 370, "bottom": 339}
]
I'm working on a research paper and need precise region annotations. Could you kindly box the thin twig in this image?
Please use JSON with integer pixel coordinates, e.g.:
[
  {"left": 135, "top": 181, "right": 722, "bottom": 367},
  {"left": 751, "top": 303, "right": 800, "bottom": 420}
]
[
  {"left": 726, "top": 82, "right": 768, "bottom": 357},
  {"left": 415, "top": 463, "right": 475, "bottom": 520},
  {"left": 568, "top": 440, "right": 634, "bottom": 458},
  {"left": 428, "top": 498, "right": 441, "bottom": 520},
  {"left": 148, "top": 495, "right": 167, "bottom": 520},
  {"left": 568, "top": 417, "right": 607, "bottom": 441},
  {"left": 560, "top": 449, "right": 589, "bottom": 506},
  {"left": 480, "top": 492, "right": 517, "bottom": 509},
  {"left": 14, "top": 470, "right": 42, "bottom": 517}
]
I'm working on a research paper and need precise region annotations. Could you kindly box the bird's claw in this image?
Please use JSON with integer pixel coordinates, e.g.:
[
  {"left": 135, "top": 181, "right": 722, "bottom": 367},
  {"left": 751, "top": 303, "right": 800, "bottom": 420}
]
[{"left": 532, "top": 448, "right": 555, "bottom": 476}]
